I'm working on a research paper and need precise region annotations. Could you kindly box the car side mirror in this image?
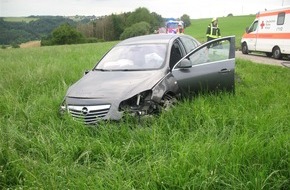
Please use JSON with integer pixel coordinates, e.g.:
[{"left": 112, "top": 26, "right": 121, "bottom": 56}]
[
  {"left": 178, "top": 59, "right": 192, "bottom": 68},
  {"left": 245, "top": 27, "right": 249, "bottom": 33}
]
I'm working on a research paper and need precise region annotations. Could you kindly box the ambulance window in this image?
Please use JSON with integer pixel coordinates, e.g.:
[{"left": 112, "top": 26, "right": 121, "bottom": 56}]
[
  {"left": 277, "top": 12, "right": 285, "bottom": 25},
  {"left": 248, "top": 21, "right": 258, "bottom": 33}
]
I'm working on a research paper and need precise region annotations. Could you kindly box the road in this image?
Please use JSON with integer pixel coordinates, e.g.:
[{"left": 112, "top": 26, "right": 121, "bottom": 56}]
[{"left": 236, "top": 51, "right": 290, "bottom": 68}]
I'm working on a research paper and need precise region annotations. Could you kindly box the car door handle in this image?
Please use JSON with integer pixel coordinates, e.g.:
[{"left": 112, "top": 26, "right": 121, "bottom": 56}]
[{"left": 219, "top": 68, "right": 230, "bottom": 73}]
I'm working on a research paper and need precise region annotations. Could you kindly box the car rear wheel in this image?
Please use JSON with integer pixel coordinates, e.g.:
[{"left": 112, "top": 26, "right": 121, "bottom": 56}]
[
  {"left": 273, "top": 46, "right": 282, "bottom": 59},
  {"left": 241, "top": 42, "right": 249, "bottom": 54}
]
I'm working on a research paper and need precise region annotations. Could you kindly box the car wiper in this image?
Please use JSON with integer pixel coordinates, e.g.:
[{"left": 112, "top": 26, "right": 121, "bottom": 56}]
[
  {"left": 94, "top": 69, "right": 109, "bottom": 71},
  {"left": 115, "top": 69, "right": 145, "bottom": 71},
  {"left": 95, "top": 69, "right": 143, "bottom": 71}
]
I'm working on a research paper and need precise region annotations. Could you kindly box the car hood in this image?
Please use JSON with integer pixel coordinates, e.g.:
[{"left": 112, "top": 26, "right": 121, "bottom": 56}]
[{"left": 66, "top": 70, "right": 165, "bottom": 99}]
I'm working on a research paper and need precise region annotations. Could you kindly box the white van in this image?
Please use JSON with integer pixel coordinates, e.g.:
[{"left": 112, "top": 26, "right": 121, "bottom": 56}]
[{"left": 241, "top": 6, "right": 290, "bottom": 59}]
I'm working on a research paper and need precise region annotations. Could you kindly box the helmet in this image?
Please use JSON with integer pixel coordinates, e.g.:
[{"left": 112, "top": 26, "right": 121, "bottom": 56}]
[{"left": 212, "top": 17, "right": 218, "bottom": 22}]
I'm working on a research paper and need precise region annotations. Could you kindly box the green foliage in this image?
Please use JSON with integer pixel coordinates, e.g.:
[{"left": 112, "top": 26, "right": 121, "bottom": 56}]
[
  {"left": 52, "top": 23, "right": 84, "bottom": 45},
  {"left": 126, "top": 7, "right": 152, "bottom": 26},
  {"left": 11, "top": 43, "right": 20, "bottom": 48},
  {"left": 0, "top": 39, "right": 289, "bottom": 189},
  {"left": 150, "top": 12, "right": 164, "bottom": 32},
  {"left": 126, "top": 7, "right": 163, "bottom": 33},
  {"left": 181, "top": 14, "right": 191, "bottom": 28},
  {"left": 42, "top": 23, "right": 85, "bottom": 45},
  {"left": 111, "top": 14, "right": 126, "bottom": 40},
  {"left": 74, "top": 8, "right": 163, "bottom": 42},
  {"left": 120, "top": 21, "right": 151, "bottom": 40}
]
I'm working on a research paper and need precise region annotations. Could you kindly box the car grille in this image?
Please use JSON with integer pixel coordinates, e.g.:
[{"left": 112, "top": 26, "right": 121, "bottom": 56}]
[{"left": 67, "top": 105, "right": 111, "bottom": 124}]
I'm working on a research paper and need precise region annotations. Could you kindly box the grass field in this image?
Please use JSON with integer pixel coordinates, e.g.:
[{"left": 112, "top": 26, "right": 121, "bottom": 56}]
[
  {"left": 1, "top": 16, "right": 290, "bottom": 189},
  {"left": 1, "top": 42, "right": 289, "bottom": 190},
  {"left": 3, "top": 17, "right": 39, "bottom": 23}
]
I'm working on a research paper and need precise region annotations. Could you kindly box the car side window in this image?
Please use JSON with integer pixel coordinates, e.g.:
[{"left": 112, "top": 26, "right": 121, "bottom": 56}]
[
  {"left": 180, "top": 36, "right": 199, "bottom": 53},
  {"left": 188, "top": 39, "right": 231, "bottom": 66},
  {"left": 169, "top": 41, "right": 183, "bottom": 69}
]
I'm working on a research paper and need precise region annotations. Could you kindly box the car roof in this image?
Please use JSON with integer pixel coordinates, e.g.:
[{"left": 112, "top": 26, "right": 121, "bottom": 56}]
[{"left": 117, "top": 34, "right": 195, "bottom": 46}]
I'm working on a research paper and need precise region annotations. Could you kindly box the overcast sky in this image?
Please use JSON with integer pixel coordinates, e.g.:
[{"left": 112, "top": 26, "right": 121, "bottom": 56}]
[{"left": 1, "top": 0, "right": 290, "bottom": 19}]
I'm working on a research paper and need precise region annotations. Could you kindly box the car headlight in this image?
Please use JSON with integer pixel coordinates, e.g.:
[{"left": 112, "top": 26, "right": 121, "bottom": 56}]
[{"left": 59, "top": 99, "right": 67, "bottom": 116}]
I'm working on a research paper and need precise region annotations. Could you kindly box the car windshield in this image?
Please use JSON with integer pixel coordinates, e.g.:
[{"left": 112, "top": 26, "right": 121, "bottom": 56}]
[{"left": 95, "top": 44, "right": 167, "bottom": 70}]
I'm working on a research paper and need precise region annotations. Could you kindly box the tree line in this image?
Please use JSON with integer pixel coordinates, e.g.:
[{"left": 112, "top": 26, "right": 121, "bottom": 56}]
[{"left": 1, "top": 7, "right": 191, "bottom": 47}]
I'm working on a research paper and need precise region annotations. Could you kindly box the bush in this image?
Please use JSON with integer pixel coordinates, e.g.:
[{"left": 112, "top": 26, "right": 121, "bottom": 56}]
[
  {"left": 120, "top": 21, "right": 150, "bottom": 40},
  {"left": 52, "top": 23, "right": 85, "bottom": 45},
  {"left": 41, "top": 23, "right": 85, "bottom": 46},
  {"left": 85, "top": 38, "right": 103, "bottom": 43},
  {"left": 11, "top": 43, "right": 20, "bottom": 48}
]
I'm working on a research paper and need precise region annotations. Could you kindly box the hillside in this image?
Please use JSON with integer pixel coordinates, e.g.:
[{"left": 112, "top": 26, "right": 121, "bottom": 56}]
[{"left": 0, "top": 16, "right": 76, "bottom": 45}]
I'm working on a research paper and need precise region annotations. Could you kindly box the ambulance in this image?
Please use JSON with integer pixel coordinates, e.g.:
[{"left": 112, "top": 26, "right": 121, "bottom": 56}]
[{"left": 241, "top": 6, "right": 290, "bottom": 59}]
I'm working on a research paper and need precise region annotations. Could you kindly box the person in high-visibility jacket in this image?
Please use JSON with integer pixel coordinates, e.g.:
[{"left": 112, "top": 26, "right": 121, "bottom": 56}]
[{"left": 206, "top": 17, "right": 221, "bottom": 42}]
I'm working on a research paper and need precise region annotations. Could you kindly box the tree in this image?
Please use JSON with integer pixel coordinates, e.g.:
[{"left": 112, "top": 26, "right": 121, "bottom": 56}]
[
  {"left": 126, "top": 7, "right": 163, "bottom": 33},
  {"left": 120, "top": 21, "right": 150, "bottom": 40},
  {"left": 51, "top": 23, "right": 84, "bottom": 45},
  {"left": 126, "top": 7, "right": 152, "bottom": 26},
  {"left": 150, "top": 12, "right": 164, "bottom": 32},
  {"left": 111, "top": 14, "right": 126, "bottom": 40},
  {"left": 181, "top": 14, "right": 191, "bottom": 28}
]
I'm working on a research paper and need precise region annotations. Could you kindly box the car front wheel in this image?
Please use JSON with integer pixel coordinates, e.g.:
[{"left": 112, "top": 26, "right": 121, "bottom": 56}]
[{"left": 161, "top": 93, "right": 177, "bottom": 111}]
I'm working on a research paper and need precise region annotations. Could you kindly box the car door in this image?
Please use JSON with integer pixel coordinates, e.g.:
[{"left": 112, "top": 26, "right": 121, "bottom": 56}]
[
  {"left": 172, "top": 36, "right": 235, "bottom": 96},
  {"left": 246, "top": 20, "right": 258, "bottom": 51}
]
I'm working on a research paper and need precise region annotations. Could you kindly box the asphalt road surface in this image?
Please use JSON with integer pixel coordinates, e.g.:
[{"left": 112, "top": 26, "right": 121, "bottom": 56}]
[{"left": 236, "top": 51, "right": 290, "bottom": 68}]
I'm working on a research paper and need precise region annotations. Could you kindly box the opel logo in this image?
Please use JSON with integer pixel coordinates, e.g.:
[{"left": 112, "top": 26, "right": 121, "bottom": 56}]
[{"left": 82, "top": 107, "right": 89, "bottom": 115}]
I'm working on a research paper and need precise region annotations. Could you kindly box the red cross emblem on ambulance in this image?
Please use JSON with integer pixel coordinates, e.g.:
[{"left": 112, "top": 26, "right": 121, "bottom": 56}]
[{"left": 260, "top": 21, "right": 265, "bottom": 29}]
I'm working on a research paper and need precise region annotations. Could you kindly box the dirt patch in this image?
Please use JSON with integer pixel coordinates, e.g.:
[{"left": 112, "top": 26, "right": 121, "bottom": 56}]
[{"left": 20, "top": 41, "right": 41, "bottom": 48}]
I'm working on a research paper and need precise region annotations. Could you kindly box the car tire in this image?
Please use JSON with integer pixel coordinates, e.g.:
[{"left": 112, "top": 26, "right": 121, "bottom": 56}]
[
  {"left": 241, "top": 42, "right": 249, "bottom": 54},
  {"left": 273, "top": 46, "right": 282, "bottom": 59},
  {"left": 161, "top": 93, "right": 177, "bottom": 111}
]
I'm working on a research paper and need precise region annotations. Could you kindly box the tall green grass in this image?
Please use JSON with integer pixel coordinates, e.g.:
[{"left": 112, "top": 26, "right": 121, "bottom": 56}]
[{"left": 1, "top": 40, "right": 289, "bottom": 188}]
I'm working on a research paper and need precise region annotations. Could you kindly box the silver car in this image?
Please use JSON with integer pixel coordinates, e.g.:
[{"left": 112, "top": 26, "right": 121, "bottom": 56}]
[{"left": 60, "top": 34, "right": 235, "bottom": 124}]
